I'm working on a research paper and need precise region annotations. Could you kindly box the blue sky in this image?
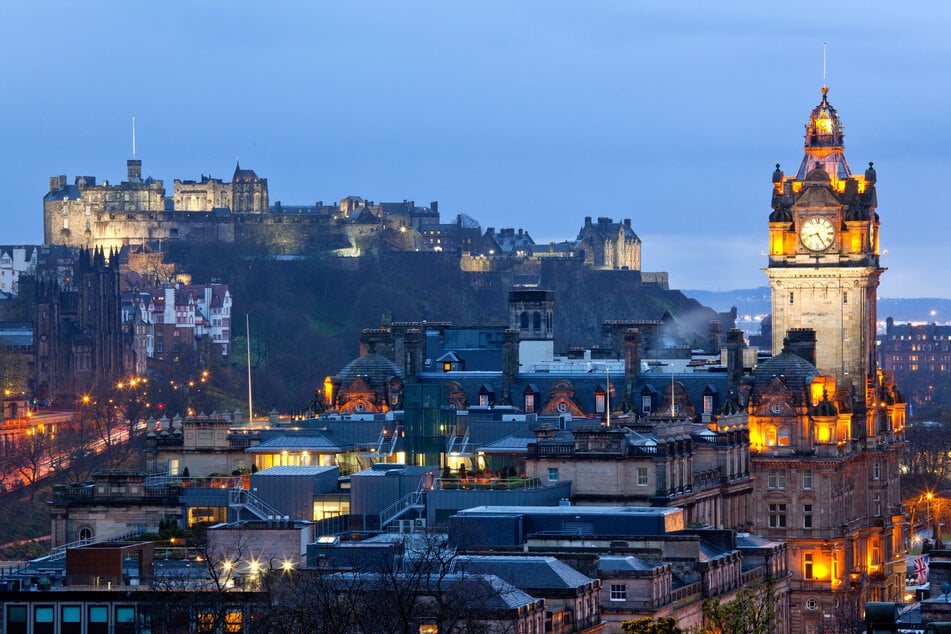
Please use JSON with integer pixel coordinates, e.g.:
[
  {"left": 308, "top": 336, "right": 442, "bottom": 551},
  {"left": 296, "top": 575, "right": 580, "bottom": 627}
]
[{"left": 0, "top": 2, "right": 947, "bottom": 298}]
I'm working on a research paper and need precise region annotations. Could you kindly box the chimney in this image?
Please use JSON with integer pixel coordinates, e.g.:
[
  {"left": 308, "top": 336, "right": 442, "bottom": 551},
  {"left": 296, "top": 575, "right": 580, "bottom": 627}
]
[
  {"left": 430, "top": 201, "right": 438, "bottom": 214},
  {"left": 127, "top": 159, "right": 142, "bottom": 182},
  {"left": 501, "top": 329, "right": 520, "bottom": 405},
  {"left": 624, "top": 218, "right": 631, "bottom": 228},
  {"left": 725, "top": 329, "right": 746, "bottom": 390},
  {"left": 584, "top": 216, "right": 592, "bottom": 226},
  {"left": 49, "top": 177, "right": 60, "bottom": 193},
  {"left": 624, "top": 329, "right": 641, "bottom": 393},
  {"left": 786, "top": 328, "right": 817, "bottom": 366},
  {"left": 58, "top": 175, "right": 67, "bottom": 190}
]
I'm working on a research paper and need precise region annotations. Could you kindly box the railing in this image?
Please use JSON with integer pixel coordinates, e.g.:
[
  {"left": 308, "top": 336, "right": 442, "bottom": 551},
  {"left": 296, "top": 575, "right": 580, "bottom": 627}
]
[
  {"left": 379, "top": 484, "right": 425, "bottom": 529},
  {"left": 435, "top": 476, "right": 542, "bottom": 491},
  {"left": 43, "top": 523, "right": 149, "bottom": 562},
  {"left": 527, "top": 445, "right": 575, "bottom": 457},
  {"left": 228, "top": 489, "right": 285, "bottom": 521},
  {"left": 670, "top": 581, "right": 703, "bottom": 604},
  {"left": 144, "top": 475, "right": 242, "bottom": 489}
]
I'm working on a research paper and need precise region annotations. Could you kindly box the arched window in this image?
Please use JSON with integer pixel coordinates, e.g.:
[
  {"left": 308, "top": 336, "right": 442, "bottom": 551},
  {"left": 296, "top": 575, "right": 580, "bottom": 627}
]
[
  {"left": 520, "top": 312, "right": 529, "bottom": 330},
  {"left": 78, "top": 527, "right": 93, "bottom": 542},
  {"left": 532, "top": 312, "right": 542, "bottom": 332}
]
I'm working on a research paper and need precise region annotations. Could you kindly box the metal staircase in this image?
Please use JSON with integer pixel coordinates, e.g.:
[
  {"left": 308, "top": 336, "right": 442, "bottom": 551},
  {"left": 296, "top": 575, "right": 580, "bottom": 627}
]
[
  {"left": 379, "top": 483, "right": 426, "bottom": 530},
  {"left": 228, "top": 488, "right": 286, "bottom": 521}
]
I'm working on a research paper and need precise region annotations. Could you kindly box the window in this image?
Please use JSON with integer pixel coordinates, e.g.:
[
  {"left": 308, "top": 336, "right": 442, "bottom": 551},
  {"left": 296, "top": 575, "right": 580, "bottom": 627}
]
[
  {"left": 703, "top": 394, "right": 713, "bottom": 414},
  {"left": 803, "top": 504, "right": 813, "bottom": 528},
  {"left": 62, "top": 606, "right": 82, "bottom": 634},
  {"left": 88, "top": 606, "right": 109, "bottom": 634},
  {"left": 874, "top": 493, "right": 882, "bottom": 517},
  {"left": 803, "top": 553, "right": 814, "bottom": 579},
  {"left": 843, "top": 291, "right": 848, "bottom": 304},
  {"left": 873, "top": 462, "right": 881, "bottom": 480},
  {"left": 767, "top": 469, "right": 786, "bottom": 489},
  {"left": 805, "top": 598, "right": 819, "bottom": 611},
  {"left": 789, "top": 292, "right": 794, "bottom": 305},
  {"left": 595, "top": 392, "right": 606, "bottom": 413},
  {"left": 642, "top": 394, "right": 652, "bottom": 414},
  {"left": 768, "top": 503, "right": 787, "bottom": 528},
  {"left": 803, "top": 469, "right": 813, "bottom": 489},
  {"left": 548, "top": 468, "right": 559, "bottom": 482},
  {"left": 637, "top": 466, "right": 649, "bottom": 487},
  {"left": 6, "top": 605, "right": 27, "bottom": 634},
  {"left": 610, "top": 584, "right": 627, "bottom": 601},
  {"left": 78, "top": 527, "right": 93, "bottom": 541},
  {"left": 524, "top": 393, "right": 535, "bottom": 413},
  {"left": 34, "top": 607, "right": 53, "bottom": 634},
  {"left": 115, "top": 607, "right": 136, "bottom": 634}
]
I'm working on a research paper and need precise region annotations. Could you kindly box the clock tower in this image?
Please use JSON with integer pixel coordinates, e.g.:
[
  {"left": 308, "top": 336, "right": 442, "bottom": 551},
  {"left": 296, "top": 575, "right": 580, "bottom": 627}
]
[{"left": 766, "top": 86, "right": 883, "bottom": 415}]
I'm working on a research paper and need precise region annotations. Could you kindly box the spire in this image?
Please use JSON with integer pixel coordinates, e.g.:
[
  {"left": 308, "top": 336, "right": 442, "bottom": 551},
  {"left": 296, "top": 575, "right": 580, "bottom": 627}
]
[{"left": 796, "top": 86, "right": 850, "bottom": 181}]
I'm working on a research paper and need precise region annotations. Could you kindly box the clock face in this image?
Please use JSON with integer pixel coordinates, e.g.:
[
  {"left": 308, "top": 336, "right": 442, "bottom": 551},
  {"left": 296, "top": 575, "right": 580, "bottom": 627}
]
[{"left": 800, "top": 217, "right": 835, "bottom": 251}]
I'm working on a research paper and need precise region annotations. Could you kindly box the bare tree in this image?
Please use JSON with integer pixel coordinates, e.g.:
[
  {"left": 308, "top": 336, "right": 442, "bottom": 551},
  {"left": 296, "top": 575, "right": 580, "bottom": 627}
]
[{"left": 700, "top": 580, "right": 779, "bottom": 634}]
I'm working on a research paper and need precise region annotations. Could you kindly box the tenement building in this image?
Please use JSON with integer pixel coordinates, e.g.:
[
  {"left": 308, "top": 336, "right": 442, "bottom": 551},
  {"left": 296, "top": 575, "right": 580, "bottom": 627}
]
[{"left": 730, "top": 86, "right": 907, "bottom": 633}]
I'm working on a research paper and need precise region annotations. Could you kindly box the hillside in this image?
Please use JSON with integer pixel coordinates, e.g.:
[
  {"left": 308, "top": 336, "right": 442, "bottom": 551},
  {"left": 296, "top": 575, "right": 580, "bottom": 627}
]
[{"left": 167, "top": 244, "right": 722, "bottom": 411}]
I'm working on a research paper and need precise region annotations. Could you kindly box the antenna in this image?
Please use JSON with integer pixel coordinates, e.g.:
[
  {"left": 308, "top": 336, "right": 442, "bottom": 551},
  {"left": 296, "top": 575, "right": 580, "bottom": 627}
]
[
  {"left": 132, "top": 116, "right": 136, "bottom": 159},
  {"left": 822, "top": 42, "right": 827, "bottom": 88},
  {"left": 605, "top": 367, "right": 611, "bottom": 428}
]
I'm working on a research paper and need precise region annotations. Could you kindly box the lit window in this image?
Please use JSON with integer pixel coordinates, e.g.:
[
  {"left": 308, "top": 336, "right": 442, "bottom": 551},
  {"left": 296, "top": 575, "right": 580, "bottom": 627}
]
[
  {"left": 595, "top": 392, "right": 606, "bottom": 413},
  {"left": 610, "top": 584, "right": 627, "bottom": 601}
]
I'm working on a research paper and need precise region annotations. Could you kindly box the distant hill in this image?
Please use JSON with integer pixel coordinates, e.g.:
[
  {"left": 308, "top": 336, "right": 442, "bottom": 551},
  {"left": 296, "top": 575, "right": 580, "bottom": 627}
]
[{"left": 683, "top": 286, "right": 951, "bottom": 324}]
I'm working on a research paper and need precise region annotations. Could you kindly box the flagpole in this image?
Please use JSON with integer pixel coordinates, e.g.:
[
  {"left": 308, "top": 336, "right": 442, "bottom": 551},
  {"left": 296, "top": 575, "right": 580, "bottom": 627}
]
[{"left": 246, "top": 314, "right": 253, "bottom": 422}]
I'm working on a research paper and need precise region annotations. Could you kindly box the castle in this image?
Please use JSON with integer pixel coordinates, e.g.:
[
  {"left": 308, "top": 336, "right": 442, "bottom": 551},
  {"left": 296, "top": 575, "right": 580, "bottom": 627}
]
[{"left": 43, "top": 159, "right": 644, "bottom": 273}]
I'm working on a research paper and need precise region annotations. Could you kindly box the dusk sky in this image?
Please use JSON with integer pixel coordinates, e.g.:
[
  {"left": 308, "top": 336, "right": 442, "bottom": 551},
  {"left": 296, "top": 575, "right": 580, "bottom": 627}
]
[{"left": 0, "top": 2, "right": 947, "bottom": 298}]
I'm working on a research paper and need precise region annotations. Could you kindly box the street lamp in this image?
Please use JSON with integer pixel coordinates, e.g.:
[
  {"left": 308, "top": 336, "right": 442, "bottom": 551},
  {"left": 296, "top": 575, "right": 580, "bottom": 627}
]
[{"left": 927, "top": 492, "right": 935, "bottom": 541}]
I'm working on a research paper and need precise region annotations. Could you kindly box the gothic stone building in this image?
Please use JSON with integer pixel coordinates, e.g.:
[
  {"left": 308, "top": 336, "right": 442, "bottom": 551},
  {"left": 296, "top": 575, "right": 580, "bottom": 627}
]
[
  {"left": 30, "top": 248, "right": 131, "bottom": 404},
  {"left": 736, "top": 86, "right": 908, "bottom": 633}
]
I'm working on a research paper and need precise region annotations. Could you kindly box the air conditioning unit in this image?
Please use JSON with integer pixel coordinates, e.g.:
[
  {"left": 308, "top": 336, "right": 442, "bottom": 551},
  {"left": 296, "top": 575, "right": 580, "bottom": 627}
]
[{"left": 415, "top": 518, "right": 427, "bottom": 528}]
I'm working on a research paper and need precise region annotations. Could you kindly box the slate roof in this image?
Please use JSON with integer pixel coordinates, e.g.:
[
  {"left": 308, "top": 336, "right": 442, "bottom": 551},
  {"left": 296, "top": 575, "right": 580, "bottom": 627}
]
[
  {"left": 246, "top": 434, "right": 352, "bottom": 453},
  {"left": 480, "top": 435, "right": 535, "bottom": 453},
  {"left": 457, "top": 555, "right": 596, "bottom": 591},
  {"left": 44, "top": 184, "right": 82, "bottom": 202},
  {"left": 751, "top": 349, "right": 820, "bottom": 396},
  {"left": 335, "top": 352, "right": 404, "bottom": 386},
  {"left": 598, "top": 555, "right": 660, "bottom": 573}
]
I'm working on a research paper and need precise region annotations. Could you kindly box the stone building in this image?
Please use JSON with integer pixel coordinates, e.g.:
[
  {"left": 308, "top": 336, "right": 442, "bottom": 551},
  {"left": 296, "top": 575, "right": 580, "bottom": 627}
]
[
  {"left": 576, "top": 216, "right": 641, "bottom": 270},
  {"left": 30, "top": 248, "right": 131, "bottom": 403},
  {"left": 44, "top": 160, "right": 167, "bottom": 247},
  {"left": 131, "top": 282, "right": 232, "bottom": 365},
  {"left": 739, "top": 86, "right": 908, "bottom": 633},
  {"left": 879, "top": 317, "right": 951, "bottom": 411}
]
